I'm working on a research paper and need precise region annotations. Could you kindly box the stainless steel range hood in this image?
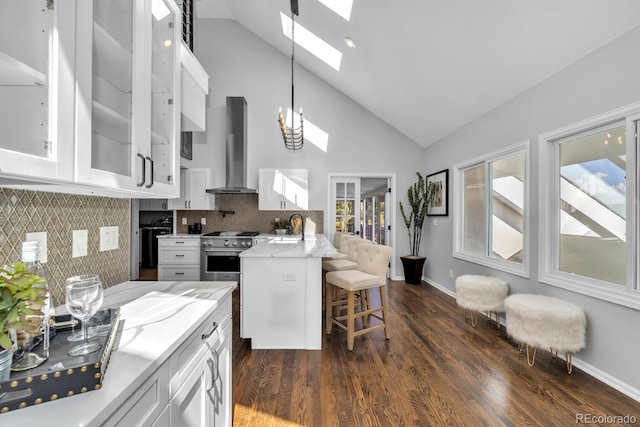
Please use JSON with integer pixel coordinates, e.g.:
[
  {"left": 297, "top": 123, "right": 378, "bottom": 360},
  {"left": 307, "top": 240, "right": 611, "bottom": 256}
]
[{"left": 206, "top": 97, "right": 257, "bottom": 194}]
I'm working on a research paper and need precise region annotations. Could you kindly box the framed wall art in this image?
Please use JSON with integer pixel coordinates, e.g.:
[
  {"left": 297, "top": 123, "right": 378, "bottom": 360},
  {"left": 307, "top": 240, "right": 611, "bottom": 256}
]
[{"left": 426, "top": 169, "right": 448, "bottom": 216}]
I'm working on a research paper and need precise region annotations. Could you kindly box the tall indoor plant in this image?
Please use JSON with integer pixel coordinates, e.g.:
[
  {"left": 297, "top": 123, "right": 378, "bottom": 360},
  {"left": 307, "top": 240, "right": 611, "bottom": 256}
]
[{"left": 399, "top": 172, "right": 435, "bottom": 284}]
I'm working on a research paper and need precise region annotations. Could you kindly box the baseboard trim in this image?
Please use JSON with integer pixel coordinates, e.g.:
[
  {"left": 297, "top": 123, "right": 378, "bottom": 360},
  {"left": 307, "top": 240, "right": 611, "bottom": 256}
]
[{"left": 422, "top": 275, "right": 640, "bottom": 403}]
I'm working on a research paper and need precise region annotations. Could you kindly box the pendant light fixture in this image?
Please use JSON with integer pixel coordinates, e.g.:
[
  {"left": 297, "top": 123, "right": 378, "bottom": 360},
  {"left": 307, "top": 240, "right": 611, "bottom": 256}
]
[{"left": 278, "top": 0, "right": 304, "bottom": 151}]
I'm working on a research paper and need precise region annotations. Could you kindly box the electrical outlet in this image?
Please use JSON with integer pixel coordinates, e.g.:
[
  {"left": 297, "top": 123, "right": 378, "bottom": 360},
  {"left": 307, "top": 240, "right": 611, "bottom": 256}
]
[
  {"left": 99, "top": 226, "right": 119, "bottom": 252},
  {"left": 26, "top": 232, "right": 48, "bottom": 263},
  {"left": 201, "top": 217, "right": 207, "bottom": 225},
  {"left": 182, "top": 217, "right": 187, "bottom": 225},
  {"left": 275, "top": 217, "right": 280, "bottom": 223},
  {"left": 283, "top": 272, "right": 296, "bottom": 281},
  {"left": 449, "top": 269, "right": 454, "bottom": 279}
]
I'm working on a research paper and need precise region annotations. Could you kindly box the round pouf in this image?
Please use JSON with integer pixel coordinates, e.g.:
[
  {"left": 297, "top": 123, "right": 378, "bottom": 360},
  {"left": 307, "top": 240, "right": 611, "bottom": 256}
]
[
  {"left": 455, "top": 275, "right": 509, "bottom": 328},
  {"left": 504, "top": 294, "right": 586, "bottom": 373}
]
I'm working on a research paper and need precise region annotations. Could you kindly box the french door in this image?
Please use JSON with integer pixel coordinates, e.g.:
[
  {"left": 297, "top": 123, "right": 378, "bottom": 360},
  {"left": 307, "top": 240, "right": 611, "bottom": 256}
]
[{"left": 329, "top": 177, "right": 361, "bottom": 245}]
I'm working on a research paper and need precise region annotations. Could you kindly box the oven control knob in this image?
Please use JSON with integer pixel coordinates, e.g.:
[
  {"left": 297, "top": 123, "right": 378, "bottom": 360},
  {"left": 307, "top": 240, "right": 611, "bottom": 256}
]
[
  {"left": 246, "top": 241, "right": 252, "bottom": 247},
  {"left": 224, "top": 240, "right": 230, "bottom": 247},
  {"left": 232, "top": 241, "right": 238, "bottom": 247},
  {"left": 240, "top": 241, "right": 246, "bottom": 247}
]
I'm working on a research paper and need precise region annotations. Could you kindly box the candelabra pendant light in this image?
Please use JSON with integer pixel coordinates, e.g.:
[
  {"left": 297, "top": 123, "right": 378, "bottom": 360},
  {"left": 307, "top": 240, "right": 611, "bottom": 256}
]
[{"left": 278, "top": 0, "right": 304, "bottom": 151}]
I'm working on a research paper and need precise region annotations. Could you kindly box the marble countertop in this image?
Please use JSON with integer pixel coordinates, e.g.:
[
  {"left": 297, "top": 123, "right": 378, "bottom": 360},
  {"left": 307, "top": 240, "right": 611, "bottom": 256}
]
[
  {"left": 240, "top": 234, "right": 338, "bottom": 258},
  {"left": 4, "top": 281, "right": 237, "bottom": 425}
]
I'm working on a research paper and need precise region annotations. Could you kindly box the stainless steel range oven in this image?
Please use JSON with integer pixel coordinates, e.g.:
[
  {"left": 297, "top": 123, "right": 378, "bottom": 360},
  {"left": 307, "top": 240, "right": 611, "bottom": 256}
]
[{"left": 200, "top": 231, "right": 258, "bottom": 283}]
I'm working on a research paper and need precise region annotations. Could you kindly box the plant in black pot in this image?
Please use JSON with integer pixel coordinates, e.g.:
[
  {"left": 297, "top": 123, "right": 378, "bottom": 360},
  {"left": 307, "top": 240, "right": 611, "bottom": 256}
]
[{"left": 399, "top": 172, "right": 435, "bottom": 284}]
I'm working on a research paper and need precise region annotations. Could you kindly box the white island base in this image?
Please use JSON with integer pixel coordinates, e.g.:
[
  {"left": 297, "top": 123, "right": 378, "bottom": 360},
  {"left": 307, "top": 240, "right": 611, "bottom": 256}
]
[{"left": 240, "top": 235, "right": 337, "bottom": 350}]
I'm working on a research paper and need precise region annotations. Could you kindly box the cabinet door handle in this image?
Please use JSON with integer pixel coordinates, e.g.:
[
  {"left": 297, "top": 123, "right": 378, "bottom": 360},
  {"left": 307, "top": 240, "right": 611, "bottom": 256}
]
[
  {"left": 202, "top": 321, "right": 219, "bottom": 340},
  {"left": 145, "top": 156, "right": 154, "bottom": 189},
  {"left": 137, "top": 154, "right": 145, "bottom": 187},
  {"left": 185, "top": 200, "right": 188, "bottom": 208}
]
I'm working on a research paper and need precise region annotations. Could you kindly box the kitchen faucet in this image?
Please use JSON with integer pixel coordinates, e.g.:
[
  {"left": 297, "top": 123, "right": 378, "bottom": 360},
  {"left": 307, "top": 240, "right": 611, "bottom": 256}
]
[{"left": 289, "top": 213, "right": 305, "bottom": 241}]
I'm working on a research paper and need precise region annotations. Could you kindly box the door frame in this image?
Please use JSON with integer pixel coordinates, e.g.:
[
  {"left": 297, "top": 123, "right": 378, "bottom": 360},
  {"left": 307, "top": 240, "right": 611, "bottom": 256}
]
[{"left": 327, "top": 173, "right": 397, "bottom": 280}]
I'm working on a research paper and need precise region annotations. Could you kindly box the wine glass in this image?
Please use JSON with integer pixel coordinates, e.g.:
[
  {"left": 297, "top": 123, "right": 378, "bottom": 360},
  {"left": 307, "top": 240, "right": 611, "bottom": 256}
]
[
  {"left": 65, "top": 275, "right": 104, "bottom": 356},
  {"left": 66, "top": 274, "right": 100, "bottom": 342}
]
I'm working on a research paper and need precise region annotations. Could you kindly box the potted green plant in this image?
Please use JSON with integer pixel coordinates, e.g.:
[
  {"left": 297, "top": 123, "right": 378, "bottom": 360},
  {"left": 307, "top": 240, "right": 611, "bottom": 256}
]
[
  {"left": 274, "top": 219, "right": 289, "bottom": 235},
  {"left": 0, "top": 262, "right": 48, "bottom": 379},
  {"left": 399, "top": 172, "right": 436, "bottom": 284}
]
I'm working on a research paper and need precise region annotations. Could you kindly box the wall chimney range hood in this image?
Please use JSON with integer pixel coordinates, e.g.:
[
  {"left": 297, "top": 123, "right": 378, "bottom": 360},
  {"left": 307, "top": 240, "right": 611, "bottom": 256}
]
[{"left": 206, "top": 97, "right": 257, "bottom": 194}]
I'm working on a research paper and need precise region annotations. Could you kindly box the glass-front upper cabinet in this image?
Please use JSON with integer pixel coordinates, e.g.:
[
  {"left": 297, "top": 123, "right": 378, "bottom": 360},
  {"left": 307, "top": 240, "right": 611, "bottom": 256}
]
[
  {"left": 0, "top": 1, "right": 75, "bottom": 181},
  {"left": 75, "top": 0, "right": 180, "bottom": 197},
  {"left": 150, "top": 0, "right": 178, "bottom": 189}
]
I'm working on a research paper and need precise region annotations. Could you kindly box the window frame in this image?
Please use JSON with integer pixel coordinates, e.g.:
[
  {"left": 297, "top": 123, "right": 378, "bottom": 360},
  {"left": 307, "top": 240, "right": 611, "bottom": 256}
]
[
  {"left": 538, "top": 101, "right": 640, "bottom": 310},
  {"left": 453, "top": 140, "right": 531, "bottom": 278}
]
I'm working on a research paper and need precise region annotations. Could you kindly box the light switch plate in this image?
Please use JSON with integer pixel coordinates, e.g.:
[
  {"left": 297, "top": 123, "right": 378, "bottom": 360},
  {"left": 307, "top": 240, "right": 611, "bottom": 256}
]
[
  {"left": 73, "top": 229, "right": 89, "bottom": 258},
  {"left": 25, "top": 231, "right": 47, "bottom": 263},
  {"left": 201, "top": 217, "right": 206, "bottom": 225},
  {"left": 182, "top": 217, "right": 187, "bottom": 225},
  {"left": 99, "top": 226, "right": 119, "bottom": 252}
]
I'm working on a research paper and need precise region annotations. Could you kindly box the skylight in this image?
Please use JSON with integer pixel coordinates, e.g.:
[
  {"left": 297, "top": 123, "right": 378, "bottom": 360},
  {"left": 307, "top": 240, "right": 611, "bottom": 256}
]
[
  {"left": 317, "top": 0, "right": 353, "bottom": 21},
  {"left": 280, "top": 12, "right": 342, "bottom": 71}
]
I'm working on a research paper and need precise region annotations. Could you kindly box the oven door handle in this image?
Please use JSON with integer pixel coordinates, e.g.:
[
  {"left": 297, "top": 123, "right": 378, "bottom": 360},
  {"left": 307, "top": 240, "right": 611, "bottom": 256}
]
[{"left": 203, "top": 249, "right": 243, "bottom": 255}]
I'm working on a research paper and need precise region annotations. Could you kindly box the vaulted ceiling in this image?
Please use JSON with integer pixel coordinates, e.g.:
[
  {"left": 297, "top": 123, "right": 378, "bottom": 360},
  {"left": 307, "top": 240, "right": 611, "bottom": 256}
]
[{"left": 194, "top": 0, "right": 640, "bottom": 148}]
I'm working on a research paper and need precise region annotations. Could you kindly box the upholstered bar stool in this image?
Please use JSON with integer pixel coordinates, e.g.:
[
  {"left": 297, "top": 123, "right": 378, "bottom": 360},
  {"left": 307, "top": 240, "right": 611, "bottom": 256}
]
[
  {"left": 322, "top": 237, "right": 370, "bottom": 311},
  {"left": 325, "top": 244, "right": 392, "bottom": 350},
  {"left": 323, "top": 232, "right": 355, "bottom": 261}
]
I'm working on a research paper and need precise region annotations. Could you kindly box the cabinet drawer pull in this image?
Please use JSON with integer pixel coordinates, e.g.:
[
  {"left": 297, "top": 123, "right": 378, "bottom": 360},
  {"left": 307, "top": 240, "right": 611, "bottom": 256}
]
[
  {"left": 174, "top": 272, "right": 185, "bottom": 275},
  {"left": 202, "top": 321, "right": 219, "bottom": 340},
  {"left": 175, "top": 254, "right": 185, "bottom": 257},
  {"left": 175, "top": 241, "right": 185, "bottom": 244}
]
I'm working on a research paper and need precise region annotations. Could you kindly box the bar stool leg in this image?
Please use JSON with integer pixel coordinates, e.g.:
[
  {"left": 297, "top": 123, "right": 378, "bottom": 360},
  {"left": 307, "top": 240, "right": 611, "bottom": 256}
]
[
  {"left": 347, "top": 290, "right": 355, "bottom": 351},
  {"left": 325, "top": 281, "right": 333, "bottom": 334},
  {"left": 379, "top": 286, "right": 390, "bottom": 340}
]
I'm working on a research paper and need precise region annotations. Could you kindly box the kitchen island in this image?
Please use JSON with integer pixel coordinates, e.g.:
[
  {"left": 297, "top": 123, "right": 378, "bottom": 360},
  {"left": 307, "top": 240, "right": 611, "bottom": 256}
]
[
  {"left": 239, "top": 234, "right": 337, "bottom": 350},
  {"left": 1, "top": 280, "right": 236, "bottom": 426}
]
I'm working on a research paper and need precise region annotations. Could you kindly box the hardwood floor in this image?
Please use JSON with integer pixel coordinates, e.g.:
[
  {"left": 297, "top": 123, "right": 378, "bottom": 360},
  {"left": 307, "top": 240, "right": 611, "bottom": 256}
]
[{"left": 232, "top": 280, "right": 639, "bottom": 426}]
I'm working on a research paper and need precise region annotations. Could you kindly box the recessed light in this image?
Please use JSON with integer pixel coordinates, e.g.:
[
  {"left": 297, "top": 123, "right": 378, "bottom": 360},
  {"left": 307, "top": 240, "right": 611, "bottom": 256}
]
[{"left": 344, "top": 37, "right": 356, "bottom": 48}]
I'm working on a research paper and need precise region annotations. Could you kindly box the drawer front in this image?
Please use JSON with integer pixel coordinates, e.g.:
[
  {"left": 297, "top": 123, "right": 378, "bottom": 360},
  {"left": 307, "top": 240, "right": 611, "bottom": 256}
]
[
  {"left": 158, "top": 266, "right": 200, "bottom": 281},
  {"left": 158, "top": 248, "right": 200, "bottom": 264},
  {"left": 158, "top": 238, "right": 200, "bottom": 248},
  {"left": 169, "top": 296, "right": 232, "bottom": 396}
]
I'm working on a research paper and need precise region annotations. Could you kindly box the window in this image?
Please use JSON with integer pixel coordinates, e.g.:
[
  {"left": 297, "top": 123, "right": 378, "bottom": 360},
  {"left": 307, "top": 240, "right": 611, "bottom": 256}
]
[
  {"left": 454, "top": 141, "right": 530, "bottom": 277},
  {"left": 539, "top": 102, "right": 640, "bottom": 309}
]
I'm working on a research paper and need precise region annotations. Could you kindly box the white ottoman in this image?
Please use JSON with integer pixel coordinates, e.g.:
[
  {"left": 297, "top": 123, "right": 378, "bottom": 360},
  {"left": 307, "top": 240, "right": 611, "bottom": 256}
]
[
  {"left": 455, "top": 275, "right": 509, "bottom": 328},
  {"left": 504, "top": 294, "right": 586, "bottom": 373}
]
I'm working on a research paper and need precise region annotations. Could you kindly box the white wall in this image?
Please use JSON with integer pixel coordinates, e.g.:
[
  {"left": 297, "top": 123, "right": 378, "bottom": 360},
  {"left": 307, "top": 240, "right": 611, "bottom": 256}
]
[
  {"left": 423, "top": 25, "right": 640, "bottom": 398},
  {"left": 191, "top": 19, "right": 427, "bottom": 275}
]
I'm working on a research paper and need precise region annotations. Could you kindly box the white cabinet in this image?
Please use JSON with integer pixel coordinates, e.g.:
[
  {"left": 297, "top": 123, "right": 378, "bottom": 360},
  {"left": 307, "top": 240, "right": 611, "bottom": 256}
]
[
  {"left": 140, "top": 199, "right": 169, "bottom": 211},
  {"left": 258, "top": 168, "right": 308, "bottom": 210},
  {"left": 168, "top": 168, "right": 214, "bottom": 210},
  {"left": 105, "top": 363, "right": 170, "bottom": 427},
  {"left": 169, "top": 295, "right": 232, "bottom": 427},
  {"left": 0, "top": 0, "right": 181, "bottom": 199},
  {"left": 74, "top": 0, "right": 181, "bottom": 197},
  {"left": 158, "top": 237, "right": 200, "bottom": 280},
  {"left": 0, "top": 1, "right": 75, "bottom": 181},
  {"left": 180, "top": 42, "right": 209, "bottom": 132},
  {"left": 170, "top": 321, "right": 231, "bottom": 427}
]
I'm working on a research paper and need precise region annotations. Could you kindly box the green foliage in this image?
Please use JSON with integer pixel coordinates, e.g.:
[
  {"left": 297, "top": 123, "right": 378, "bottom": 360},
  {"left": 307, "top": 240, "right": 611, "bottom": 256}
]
[
  {"left": 399, "top": 172, "right": 436, "bottom": 256},
  {"left": 275, "top": 219, "right": 290, "bottom": 229},
  {"left": 0, "top": 262, "right": 47, "bottom": 351}
]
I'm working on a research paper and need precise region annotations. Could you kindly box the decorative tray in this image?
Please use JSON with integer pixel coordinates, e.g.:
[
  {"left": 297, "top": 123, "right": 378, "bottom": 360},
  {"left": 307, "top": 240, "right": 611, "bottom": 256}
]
[{"left": 0, "top": 308, "right": 121, "bottom": 414}]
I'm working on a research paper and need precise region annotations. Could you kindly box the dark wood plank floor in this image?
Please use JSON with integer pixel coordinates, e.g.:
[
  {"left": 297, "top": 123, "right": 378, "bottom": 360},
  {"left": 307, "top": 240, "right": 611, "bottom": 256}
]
[{"left": 232, "top": 280, "right": 639, "bottom": 426}]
